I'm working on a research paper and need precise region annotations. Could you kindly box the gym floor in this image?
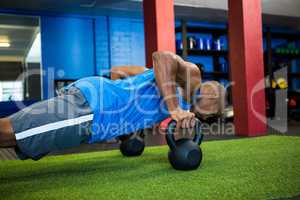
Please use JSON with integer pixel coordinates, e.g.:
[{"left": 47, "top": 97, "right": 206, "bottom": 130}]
[
  {"left": 1, "top": 135, "right": 299, "bottom": 200},
  {"left": 1, "top": 120, "right": 299, "bottom": 160}
]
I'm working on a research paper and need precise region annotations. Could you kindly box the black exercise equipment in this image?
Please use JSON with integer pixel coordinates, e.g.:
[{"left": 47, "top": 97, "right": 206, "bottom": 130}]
[
  {"left": 119, "top": 130, "right": 145, "bottom": 157},
  {"left": 166, "top": 119, "right": 204, "bottom": 170}
]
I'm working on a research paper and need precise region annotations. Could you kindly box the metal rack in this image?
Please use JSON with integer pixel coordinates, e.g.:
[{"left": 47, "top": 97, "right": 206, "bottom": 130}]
[{"left": 176, "top": 20, "right": 229, "bottom": 81}]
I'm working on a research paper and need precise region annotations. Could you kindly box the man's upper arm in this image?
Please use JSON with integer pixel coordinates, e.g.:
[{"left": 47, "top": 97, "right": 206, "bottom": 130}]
[
  {"left": 152, "top": 51, "right": 201, "bottom": 91},
  {"left": 111, "top": 66, "right": 145, "bottom": 80},
  {"left": 177, "top": 60, "right": 202, "bottom": 90}
]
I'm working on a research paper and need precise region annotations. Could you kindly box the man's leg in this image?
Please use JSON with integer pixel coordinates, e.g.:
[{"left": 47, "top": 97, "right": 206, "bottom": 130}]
[
  {"left": 6, "top": 86, "right": 93, "bottom": 160},
  {"left": 0, "top": 118, "right": 16, "bottom": 148}
]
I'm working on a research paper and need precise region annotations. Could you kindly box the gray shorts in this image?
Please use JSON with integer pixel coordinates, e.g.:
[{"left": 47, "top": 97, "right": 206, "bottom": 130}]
[{"left": 9, "top": 87, "right": 93, "bottom": 160}]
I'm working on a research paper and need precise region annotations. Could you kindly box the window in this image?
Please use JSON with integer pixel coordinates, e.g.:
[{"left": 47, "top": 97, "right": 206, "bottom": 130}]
[{"left": 0, "top": 81, "right": 23, "bottom": 101}]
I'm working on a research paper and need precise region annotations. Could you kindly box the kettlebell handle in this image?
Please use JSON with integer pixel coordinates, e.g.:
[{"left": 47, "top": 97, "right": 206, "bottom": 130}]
[
  {"left": 166, "top": 118, "right": 203, "bottom": 151},
  {"left": 193, "top": 119, "right": 204, "bottom": 145},
  {"left": 166, "top": 120, "right": 177, "bottom": 151}
]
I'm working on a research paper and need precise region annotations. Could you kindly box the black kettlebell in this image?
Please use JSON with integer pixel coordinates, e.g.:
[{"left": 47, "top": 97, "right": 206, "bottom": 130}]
[
  {"left": 166, "top": 119, "right": 203, "bottom": 170},
  {"left": 119, "top": 130, "right": 145, "bottom": 157}
]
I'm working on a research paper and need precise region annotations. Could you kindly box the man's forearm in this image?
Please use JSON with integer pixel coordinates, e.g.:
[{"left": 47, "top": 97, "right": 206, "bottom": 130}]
[
  {"left": 153, "top": 51, "right": 196, "bottom": 128},
  {"left": 152, "top": 51, "right": 180, "bottom": 112}
]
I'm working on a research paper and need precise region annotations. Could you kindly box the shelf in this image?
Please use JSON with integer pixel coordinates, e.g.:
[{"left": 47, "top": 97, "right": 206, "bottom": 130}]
[
  {"left": 177, "top": 49, "right": 228, "bottom": 56},
  {"left": 289, "top": 73, "right": 300, "bottom": 78},
  {"left": 202, "top": 72, "right": 229, "bottom": 79},
  {"left": 264, "top": 32, "right": 300, "bottom": 40},
  {"left": 176, "top": 26, "right": 300, "bottom": 41},
  {"left": 175, "top": 26, "right": 227, "bottom": 36},
  {"left": 273, "top": 53, "right": 300, "bottom": 60},
  {"left": 264, "top": 49, "right": 300, "bottom": 59}
]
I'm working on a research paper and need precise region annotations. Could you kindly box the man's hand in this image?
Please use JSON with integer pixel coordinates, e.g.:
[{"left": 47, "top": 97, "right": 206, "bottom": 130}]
[{"left": 170, "top": 107, "right": 196, "bottom": 129}]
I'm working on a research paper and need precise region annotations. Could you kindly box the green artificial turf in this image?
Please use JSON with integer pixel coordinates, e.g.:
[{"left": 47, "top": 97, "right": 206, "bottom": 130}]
[{"left": 1, "top": 135, "right": 300, "bottom": 200}]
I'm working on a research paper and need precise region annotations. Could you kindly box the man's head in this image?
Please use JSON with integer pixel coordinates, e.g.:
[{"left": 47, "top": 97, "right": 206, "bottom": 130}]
[{"left": 192, "top": 81, "right": 226, "bottom": 120}]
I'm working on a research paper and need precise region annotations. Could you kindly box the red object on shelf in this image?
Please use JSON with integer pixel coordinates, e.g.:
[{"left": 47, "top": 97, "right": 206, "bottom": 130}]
[
  {"left": 289, "top": 98, "right": 297, "bottom": 107},
  {"left": 266, "top": 100, "right": 270, "bottom": 109}
]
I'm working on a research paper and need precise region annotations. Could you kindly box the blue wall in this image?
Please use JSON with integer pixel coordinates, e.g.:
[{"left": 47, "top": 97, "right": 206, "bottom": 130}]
[
  {"left": 22, "top": 13, "right": 300, "bottom": 99},
  {"left": 94, "top": 16, "right": 145, "bottom": 76},
  {"left": 94, "top": 16, "right": 110, "bottom": 76},
  {"left": 41, "top": 16, "right": 95, "bottom": 98},
  {"left": 40, "top": 15, "right": 146, "bottom": 98},
  {"left": 293, "top": 41, "right": 300, "bottom": 90},
  {"left": 109, "top": 17, "right": 145, "bottom": 67}
]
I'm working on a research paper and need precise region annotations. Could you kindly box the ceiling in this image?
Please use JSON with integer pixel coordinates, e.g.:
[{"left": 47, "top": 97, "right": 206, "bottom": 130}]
[
  {"left": 174, "top": 0, "right": 300, "bottom": 30},
  {"left": 0, "top": 0, "right": 299, "bottom": 16},
  {"left": 0, "top": 0, "right": 299, "bottom": 30},
  {"left": 174, "top": 0, "right": 300, "bottom": 18},
  {"left": 0, "top": 14, "right": 39, "bottom": 62},
  {"left": 0, "top": 0, "right": 298, "bottom": 62}
]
